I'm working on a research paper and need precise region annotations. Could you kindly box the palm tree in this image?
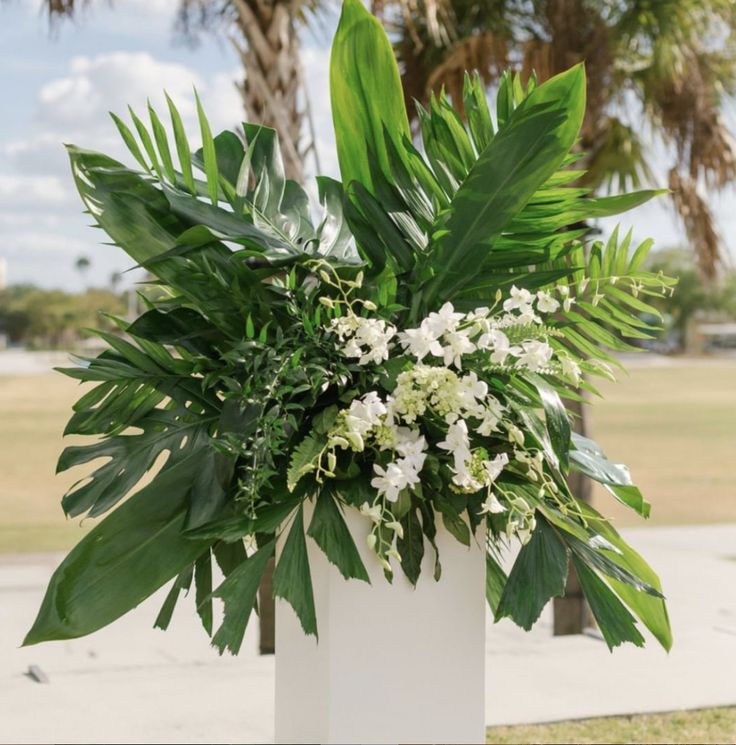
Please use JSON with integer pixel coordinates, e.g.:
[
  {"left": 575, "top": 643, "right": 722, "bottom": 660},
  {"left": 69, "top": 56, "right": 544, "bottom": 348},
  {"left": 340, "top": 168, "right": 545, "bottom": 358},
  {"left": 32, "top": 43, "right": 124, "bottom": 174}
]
[
  {"left": 45, "top": 0, "right": 317, "bottom": 183},
  {"left": 74, "top": 255, "right": 91, "bottom": 288},
  {"left": 383, "top": 0, "right": 736, "bottom": 280}
]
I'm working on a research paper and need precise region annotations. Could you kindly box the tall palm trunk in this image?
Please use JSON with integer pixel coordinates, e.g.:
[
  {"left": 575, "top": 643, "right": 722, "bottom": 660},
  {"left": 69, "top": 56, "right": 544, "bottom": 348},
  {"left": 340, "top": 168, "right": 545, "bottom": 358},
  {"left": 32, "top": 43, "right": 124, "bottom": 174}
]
[
  {"left": 230, "top": 0, "right": 309, "bottom": 652},
  {"left": 231, "top": 0, "right": 306, "bottom": 182}
]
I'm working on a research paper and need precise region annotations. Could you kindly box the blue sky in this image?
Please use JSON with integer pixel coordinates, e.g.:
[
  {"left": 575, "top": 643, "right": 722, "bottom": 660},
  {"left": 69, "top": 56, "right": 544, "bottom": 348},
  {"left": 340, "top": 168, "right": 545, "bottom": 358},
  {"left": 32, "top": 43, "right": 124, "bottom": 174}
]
[{"left": 0, "top": 1, "right": 732, "bottom": 291}]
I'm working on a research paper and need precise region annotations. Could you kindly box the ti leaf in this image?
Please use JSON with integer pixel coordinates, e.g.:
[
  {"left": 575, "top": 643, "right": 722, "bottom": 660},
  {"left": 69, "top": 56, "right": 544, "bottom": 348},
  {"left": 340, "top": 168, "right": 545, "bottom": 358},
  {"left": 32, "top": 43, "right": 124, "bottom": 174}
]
[
  {"left": 396, "top": 507, "right": 424, "bottom": 586},
  {"left": 330, "top": 0, "right": 411, "bottom": 193}
]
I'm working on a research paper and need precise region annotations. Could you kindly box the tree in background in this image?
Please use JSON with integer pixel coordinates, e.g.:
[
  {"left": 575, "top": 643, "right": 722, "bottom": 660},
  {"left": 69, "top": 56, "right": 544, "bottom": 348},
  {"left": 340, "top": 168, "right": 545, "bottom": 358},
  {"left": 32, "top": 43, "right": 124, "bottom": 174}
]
[
  {"left": 74, "top": 255, "right": 91, "bottom": 288},
  {"left": 46, "top": 1, "right": 736, "bottom": 278},
  {"left": 383, "top": 0, "right": 736, "bottom": 279},
  {"left": 0, "top": 285, "right": 126, "bottom": 349}
]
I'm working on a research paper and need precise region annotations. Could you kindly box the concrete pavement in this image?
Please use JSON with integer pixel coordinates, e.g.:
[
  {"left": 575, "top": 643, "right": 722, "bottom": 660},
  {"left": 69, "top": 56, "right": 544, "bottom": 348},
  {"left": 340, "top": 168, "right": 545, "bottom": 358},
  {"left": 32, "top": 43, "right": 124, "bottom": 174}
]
[{"left": 1, "top": 523, "right": 735, "bottom": 743}]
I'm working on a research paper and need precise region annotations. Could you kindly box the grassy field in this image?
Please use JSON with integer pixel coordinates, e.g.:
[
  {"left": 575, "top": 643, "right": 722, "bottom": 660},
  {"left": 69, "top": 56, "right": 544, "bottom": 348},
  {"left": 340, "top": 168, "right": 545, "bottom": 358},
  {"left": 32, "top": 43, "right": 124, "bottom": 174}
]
[
  {"left": 588, "top": 359, "right": 736, "bottom": 526},
  {"left": 486, "top": 706, "right": 736, "bottom": 744},
  {"left": 0, "top": 359, "right": 734, "bottom": 553}
]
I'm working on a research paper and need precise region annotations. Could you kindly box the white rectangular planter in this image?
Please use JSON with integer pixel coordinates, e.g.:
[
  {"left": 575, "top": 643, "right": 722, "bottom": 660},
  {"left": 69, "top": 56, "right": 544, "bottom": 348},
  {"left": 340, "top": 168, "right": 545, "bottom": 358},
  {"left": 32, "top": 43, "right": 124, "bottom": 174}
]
[{"left": 275, "top": 502, "right": 486, "bottom": 745}]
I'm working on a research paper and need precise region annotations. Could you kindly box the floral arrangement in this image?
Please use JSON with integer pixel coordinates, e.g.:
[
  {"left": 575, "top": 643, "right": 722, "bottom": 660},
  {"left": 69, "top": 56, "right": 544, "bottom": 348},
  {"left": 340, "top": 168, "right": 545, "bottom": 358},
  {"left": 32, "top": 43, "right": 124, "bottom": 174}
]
[{"left": 25, "top": 0, "right": 674, "bottom": 655}]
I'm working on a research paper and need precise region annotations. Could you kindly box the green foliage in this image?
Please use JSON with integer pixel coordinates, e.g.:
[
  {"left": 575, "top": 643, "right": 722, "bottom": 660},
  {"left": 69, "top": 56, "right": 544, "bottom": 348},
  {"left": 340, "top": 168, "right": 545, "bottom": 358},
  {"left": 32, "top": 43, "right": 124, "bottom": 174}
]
[
  {"left": 307, "top": 490, "right": 370, "bottom": 583},
  {"left": 25, "top": 1, "right": 675, "bottom": 656},
  {"left": 496, "top": 518, "right": 569, "bottom": 630},
  {"left": 24, "top": 455, "right": 211, "bottom": 645},
  {"left": 272, "top": 506, "right": 317, "bottom": 637},
  {"left": 330, "top": 0, "right": 411, "bottom": 193}
]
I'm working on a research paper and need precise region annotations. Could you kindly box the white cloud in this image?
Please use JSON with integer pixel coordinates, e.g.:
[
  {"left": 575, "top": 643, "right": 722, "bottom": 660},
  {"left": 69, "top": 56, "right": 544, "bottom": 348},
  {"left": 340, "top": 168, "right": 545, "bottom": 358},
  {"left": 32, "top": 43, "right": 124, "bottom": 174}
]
[
  {"left": 0, "top": 174, "right": 70, "bottom": 209},
  {"left": 0, "top": 50, "right": 243, "bottom": 291}
]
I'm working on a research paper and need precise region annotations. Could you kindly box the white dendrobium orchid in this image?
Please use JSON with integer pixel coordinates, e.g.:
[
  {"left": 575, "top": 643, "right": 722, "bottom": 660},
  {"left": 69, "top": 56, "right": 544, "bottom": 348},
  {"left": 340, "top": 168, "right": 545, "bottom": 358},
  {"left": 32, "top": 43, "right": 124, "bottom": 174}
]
[
  {"left": 394, "top": 428, "right": 428, "bottom": 460},
  {"left": 359, "top": 501, "right": 383, "bottom": 524},
  {"left": 536, "top": 291, "right": 560, "bottom": 313},
  {"left": 398, "top": 320, "right": 444, "bottom": 360},
  {"left": 484, "top": 329, "right": 519, "bottom": 365},
  {"left": 437, "top": 419, "right": 471, "bottom": 460},
  {"left": 442, "top": 329, "right": 476, "bottom": 369},
  {"left": 560, "top": 356, "right": 582, "bottom": 386},
  {"left": 503, "top": 285, "right": 533, "bottom": 312},
  {"left": 370, "top": 463, "right": 404, "bottom": 502},
  {"left": 516, "top": 339, "right": 553, "bottom": 371},
  {"left": 348, "top": 392, "right": 387, "bottom": 428},
  {"left": 479, "top": 491, "right": 506, "bottom": 514},
  {"left": 424, "top": 302, "right": 465, "bottom": 337},
  {"left": 483, "top": 452, "right": 509, "bottom": 483}
]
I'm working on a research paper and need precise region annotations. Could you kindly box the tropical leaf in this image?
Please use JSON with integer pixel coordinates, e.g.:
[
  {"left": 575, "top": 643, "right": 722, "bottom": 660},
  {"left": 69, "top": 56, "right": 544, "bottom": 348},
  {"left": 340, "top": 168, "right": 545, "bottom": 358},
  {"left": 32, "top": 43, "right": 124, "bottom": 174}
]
[{"left": 24, "top": 455, "right": 211, "bottom": 645}]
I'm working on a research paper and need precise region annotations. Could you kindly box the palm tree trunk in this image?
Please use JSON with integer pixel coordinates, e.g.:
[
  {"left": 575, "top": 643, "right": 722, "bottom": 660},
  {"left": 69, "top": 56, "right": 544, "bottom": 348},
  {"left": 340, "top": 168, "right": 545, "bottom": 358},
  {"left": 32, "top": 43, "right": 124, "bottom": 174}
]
[
  {"left": 553, "top": 394, "right": 594, "bottom": 635},
  {"left": 229, "top": 0, "right": 310, "bottom": 653},
  {"left": 230, "top": 0, "right": 306, "bottom": 183}
]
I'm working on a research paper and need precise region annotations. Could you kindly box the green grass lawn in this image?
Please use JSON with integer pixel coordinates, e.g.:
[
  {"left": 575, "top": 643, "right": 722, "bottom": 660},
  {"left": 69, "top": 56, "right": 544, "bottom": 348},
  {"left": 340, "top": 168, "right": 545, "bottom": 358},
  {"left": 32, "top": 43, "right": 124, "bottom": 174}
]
[
  {"left": 486, "top": 706, "right": 736, "bottom": 744},
  {"left": 0, "top": 359, "right": 734, "bottom": 553}
]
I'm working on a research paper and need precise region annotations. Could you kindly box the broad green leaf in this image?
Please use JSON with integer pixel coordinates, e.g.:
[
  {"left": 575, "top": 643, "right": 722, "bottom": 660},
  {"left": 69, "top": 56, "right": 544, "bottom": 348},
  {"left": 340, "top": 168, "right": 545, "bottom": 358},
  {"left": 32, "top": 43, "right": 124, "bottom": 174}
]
[
  {"left": 307, "top": 490, "right": 369, "bottom": 582},
  {"left": 496, "top": 517, "right": 569, "bottom": 629},
  {"left": 486, "top": 551, "right": 507, "bottom": 615},
  {"left": 572, "top": 556, "right": 645, "bottom": 650},
  {"left": 330, "top": 0, "right": 410, "bottom": 192},
  {"left": 436, "top": 501, "right": 471, "bottom": 546},
  {"left": 579, "top": 503, "right": 672, "bottom": 651},
  {"left": 209, "top": 540, "right": 275, "bottom": 655},
  {"left": 396, "top": 507, "right": 424, "bottom": 586},
  {"left": 154, "top": 564, "right": 193, "bottom": 631},
  {"left": 424, "top": 64, "right": 586, "bottom": 306},
  {"left": 194, "top": 550, "right": 213, "bottom": 635},
  {"left": 534, "top": 376, "right": 571, "bottom": 469},
  {"left": 272, "top": 506, "right": 317, "bottom": 637},
  {"left": 58, "top": 408, "right": 210, "bottom": 518},
  {"left": 570, "top": 433, "right": 650, "bottom": 518},
  {"left": 24, "top": 455, "right": 211, "bottom": 645}
]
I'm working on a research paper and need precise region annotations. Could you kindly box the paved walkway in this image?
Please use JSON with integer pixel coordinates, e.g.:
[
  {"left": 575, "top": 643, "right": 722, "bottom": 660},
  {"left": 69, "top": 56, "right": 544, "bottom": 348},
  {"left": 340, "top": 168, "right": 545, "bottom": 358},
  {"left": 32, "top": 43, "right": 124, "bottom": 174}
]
[{"left": 1, "top": 523, "right": 735, "bottom": 743}]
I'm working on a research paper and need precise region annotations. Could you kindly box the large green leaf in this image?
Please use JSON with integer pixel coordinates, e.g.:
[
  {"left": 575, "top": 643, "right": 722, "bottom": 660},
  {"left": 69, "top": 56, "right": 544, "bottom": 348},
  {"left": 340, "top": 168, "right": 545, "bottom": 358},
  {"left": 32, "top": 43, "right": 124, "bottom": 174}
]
[
  {"left": 396, "top": 507, "right": 424, "bottom": 586},
  {"left": 209, "top": 540, "right": 275, "bottom": 655},
  {"left": 486, "top": 552, "right": 507, "bottom": 615},
  {"left": 570, "top": 433, "right": 651, "bottom": 518},
  {"left": 330, "top": 0, "right": 410, "bottom": 193},
  {"left": 58, "top": 407, "right": 212, "bottom": 518},
  {"left": 423, "top": 64, "right": 586, "bottom": 307},
  {"left": 272, "top": 506, "right": 317, "bottom": 637},
  {"left": 496, "top": 517, "right": 569, "bottom": 629},
  {"left": 307, "top": 490, "right": 370, "bottom": 583},
  {"left": 572, "top": 556, "right": 645, "bottom": 650},
  {"left": 24, "top": 455, "right": 210, "bottom": 645},
  {"left": 580, "top": 504, "right": 672, "bottom": 651}
]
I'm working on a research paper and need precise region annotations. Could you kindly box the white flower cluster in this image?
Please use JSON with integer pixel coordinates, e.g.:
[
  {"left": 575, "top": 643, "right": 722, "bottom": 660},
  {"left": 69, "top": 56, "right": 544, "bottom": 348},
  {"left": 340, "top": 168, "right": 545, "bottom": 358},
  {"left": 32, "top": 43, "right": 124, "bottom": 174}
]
[
  {"left": 328, "top": 290, "right": 579, "bottom": 382},
  {"left": 330, "top": 315, "right": 397, "bottom": 365},
  {"left": 309, "top": 282, "right": 585, "bottom": 561}
]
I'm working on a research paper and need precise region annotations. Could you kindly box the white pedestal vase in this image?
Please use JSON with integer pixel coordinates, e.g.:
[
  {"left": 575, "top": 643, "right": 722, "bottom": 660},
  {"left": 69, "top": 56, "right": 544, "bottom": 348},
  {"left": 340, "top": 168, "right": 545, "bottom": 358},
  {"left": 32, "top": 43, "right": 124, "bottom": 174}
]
[{"left": 275, "top": 503, "right": 486, "bottom": 745}]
